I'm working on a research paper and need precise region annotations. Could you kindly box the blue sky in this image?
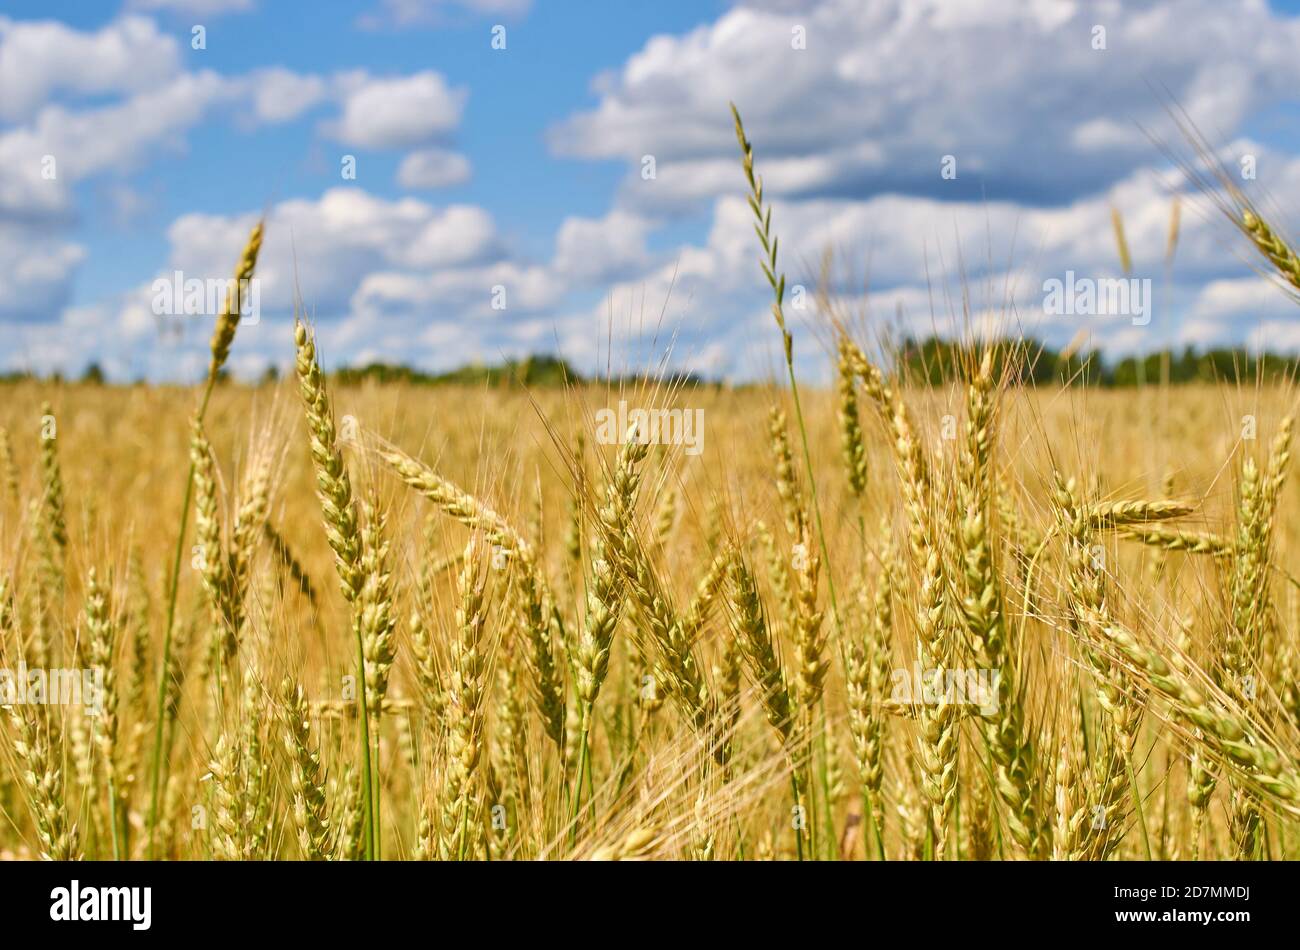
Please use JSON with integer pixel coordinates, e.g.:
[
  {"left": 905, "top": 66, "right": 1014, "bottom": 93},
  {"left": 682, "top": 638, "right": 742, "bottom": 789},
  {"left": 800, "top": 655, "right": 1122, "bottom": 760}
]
[{"left": 4, "top": 0, "right": 1300, "bottom": 382}]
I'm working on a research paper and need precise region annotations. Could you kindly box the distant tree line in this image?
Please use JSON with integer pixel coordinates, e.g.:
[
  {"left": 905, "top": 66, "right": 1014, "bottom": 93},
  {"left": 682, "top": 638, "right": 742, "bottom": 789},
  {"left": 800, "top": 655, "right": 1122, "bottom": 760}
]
[
  {"left": 1, "top": 341, "right": 1296, "bottom": 387},
  {"left": 892, "top": 336, "right": 1300, "bottom": 387}
]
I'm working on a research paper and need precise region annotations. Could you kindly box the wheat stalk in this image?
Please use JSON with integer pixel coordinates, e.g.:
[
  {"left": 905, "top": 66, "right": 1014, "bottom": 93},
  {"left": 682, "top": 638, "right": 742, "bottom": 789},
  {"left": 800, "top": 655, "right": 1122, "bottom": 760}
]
[
  {"left": 148, "top": 220, "right": 264, "bottom": 857},
  {"left": 292, "top": 318, "right": 375, "bottom": 859}
]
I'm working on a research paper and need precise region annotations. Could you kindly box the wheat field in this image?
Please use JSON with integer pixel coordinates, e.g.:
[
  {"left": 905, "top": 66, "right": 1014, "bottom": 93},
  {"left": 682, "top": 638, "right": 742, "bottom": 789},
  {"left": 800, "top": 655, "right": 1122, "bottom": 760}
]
[{"left": 2, "top": 116, "right": 1300, "bottom": 863}]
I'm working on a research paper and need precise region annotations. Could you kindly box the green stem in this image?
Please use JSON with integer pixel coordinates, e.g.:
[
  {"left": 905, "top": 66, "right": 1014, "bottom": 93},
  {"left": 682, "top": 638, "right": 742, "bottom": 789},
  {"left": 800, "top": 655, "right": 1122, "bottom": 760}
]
[
  {"left": 1124, "top": 747, "right": 1153, "bottom": 860},
  {"left": 354, "top": 631, "right": 374, "bottom": 860},
  {"left": 732, "top": 104, "right": 842, "bottom": 633},
  {"left": 862, "top": 789, "right": 886, "bottom": 860},
  {"left": 106, "top": 772, "right": 121, "bottom": 861},
  {"left": 146, "top": 378, "right": 216, "bottom": 859},
  {"left": 785, "top": 364, "right": 842, "bottom": 629},
  {"left": 371, "top": 729, "right": 382, "bottom": 860},
  {"left": 568, "top": 706, "right": 593, "bottom": 845},
  {"left": 456, "top": 795, "right": 470, "bottom": 861}
]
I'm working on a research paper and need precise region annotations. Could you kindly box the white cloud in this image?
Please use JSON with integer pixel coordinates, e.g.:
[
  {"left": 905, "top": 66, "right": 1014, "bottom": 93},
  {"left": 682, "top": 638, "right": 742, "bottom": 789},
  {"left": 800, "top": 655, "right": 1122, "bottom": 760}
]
[
  {"left": 0, "top": 224, "right": 85, "bottom": 322},
  {"left": 0, "top": 59, "right": 472, "bottom": 225},
  {"left": 397, "top": 148, "right": 472, "bottom": 188},
  {"left": 1190, "top": 276, "right": 1292, "bottom": 324},
  {"left": 326, "top": 71, "right": 467, "bottom": 148},
  {"left": 161, "top": 189, "right": 502, "bottom": 316},
  {"left": 1183, "top": 276, "right": 1300, "bottom": 350},
  {"left": 0, "top": 294, "right": 196, "bottom": 381},
  {"left": 105, "top": 135, "right": 1298, "bottom": 383},
  {"left": 401, "top": 205, "right": 500, "bottom": 268},
  {"left": 0, "top": 15, "right": 181, "bottom": 122},
  {"left": 127, "top": 0, "right": 255, "bottom": 15},
  {"left": 551, "top": 0, "right": 1300, "bottom": 209},
  {"left": 553, "top": 211, "right": 653, "bottom": 284},
  {"left": 0, "top": 13, "right": 476, "bottom": 373},
  {"left": 0, "top": 33, "right": 466, "bottom": 226},
  {"left": 0, "top": 71, "right": 236, "bottom": 219},
  {"left": 245, "top": 68, "right": 329, "bottom": 123},
  {"left": 7, "top": 1, "right": 1300, "bottom": 381},
  {"left": 81, "top": 188, "right": 593, "bottom": 377},
  {"left": 351, "top": 260, "right": 562, "bottom": 325},
  {"left": 1247, "top": 319, "right": 1300, "bottom": 352},
  {"left": 359, "top": 0, "right": 532, "bottom": 28},
  {"left": 528, "top": 140, "right": 1300, "bottom": 379},
  {"left": 98, "top": 181, "right": 155, "bottom": 229}
]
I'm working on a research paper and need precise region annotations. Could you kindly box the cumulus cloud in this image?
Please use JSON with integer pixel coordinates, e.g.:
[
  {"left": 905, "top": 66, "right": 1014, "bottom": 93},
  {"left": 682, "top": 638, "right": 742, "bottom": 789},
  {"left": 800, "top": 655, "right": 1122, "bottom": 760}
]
[
  {"left": 0, "top": 64, "right": 464, "bottom": 223},
  {"left": 0, "top": 18, "right": 467, "bottom": 223},
  {"left": 0, "top": 71, "right": 235, "bottom": 221},
  {"left": 161, "top": 189, "right": 502, "bottom": 316},
  {"left": 351, "top": 259, "right": 562, "bottom": 327},
  {"left": 6, "top": 2, "right": 1300, "bottom": 381},
  {"left": 1192, "top": 276, "right": 1298, "bottom": 321},
  {"left": 0, "top": 16, "right": 470, "bottom": 377},
  {"left": 127, "top": 0, "right": 255, "bottom": 15},
  {"left": 326, "top": 71, "right": 467, "bottom": 149},
  {"left": 1247, "top": 318, "right": 1300, "bottom": 352},
  {"left": 358, "top": 0, "right": 532, "bottom": 29},
  {"left": 75, "top": 189, "right": 636, "bottom": 378},
  {"left": 1182, "top": 276, "right": 1300, "bottom": 349},
  {"left": 38, "top": 187, "right": 546, "bottom": 378},
  {"left": 0, "top": 224, "right": 85, "bottom": 322},
  {"left": 0, "top": 15, "right": 181, "bottom": 122},
  {"left": 244, "top": 68, "right": 329, "bottom": 123},
  {"left": 397, "top": 148, "right": 472, "bottom": 189},
  {"left": 106, "top": 133, "right": 1296, "bottom": 383},
  {"left": 552, "top": 0, "right": 1300, "bottom": 210},
  {"left": 552, "top": 211, "right": 654, "bottom": 284},
  {"left": 530, "top": 140, "right": 1300, "bottom": 379}
]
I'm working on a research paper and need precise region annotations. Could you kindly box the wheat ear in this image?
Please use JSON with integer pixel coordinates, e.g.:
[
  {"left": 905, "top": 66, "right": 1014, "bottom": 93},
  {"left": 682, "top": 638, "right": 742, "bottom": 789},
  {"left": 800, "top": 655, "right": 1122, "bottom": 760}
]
[
  {"left": 280, "top": 677, "right": 331, "bottom": 860},
  {"left": 1242, "top": 209, "right": 1300, "bottom": 293},
  {"left": 380, "top": 445, "right": 566, "bottom": 750},
  {"left": 726, "top": 553, "right": 794, "bottom": 744},
  {"left": 1089, "top": 500, "right": 1194, "bottom": 526},
  {"left": 836, "top": 337, "right": 868, "bottom": 498},
  {"left": 440, "top": 539, "right": 489, "bottom": 860},
  {"left": 207, "top": 221, "right": 264, "bottom": 378},
  {"left": 292, "top": 318, "right": 375, "bottom": 859},
  {"left": 3, "top": 580, "right": 79, "bottom": 860},
  {"left": 1094, "top": 622, "right": 1300, "bottom": 808},
  {"left": 1119, "top": 525, "right": 1233, "bottom": 556},
  {"left": 85, "top": 566, "right": 126, "bottom": 857},
  {"left": 189, "top": 418, "right": 237, "bottom": 663},
  {"left": 845, "top": 528, "right": 894, "bottom": 857},
  {"left": 957, "top": 351, "right": 1045, "bottom": 858}
]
